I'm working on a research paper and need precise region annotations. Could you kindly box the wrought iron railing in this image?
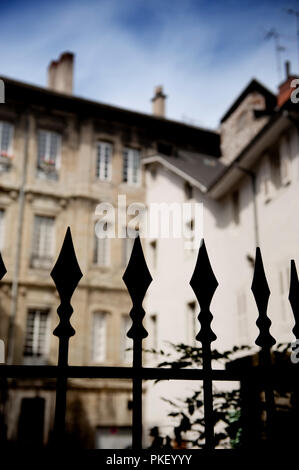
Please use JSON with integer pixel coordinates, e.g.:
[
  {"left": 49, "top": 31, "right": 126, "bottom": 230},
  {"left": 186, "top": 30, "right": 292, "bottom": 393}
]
[{"left": 0, "top": 227, "right": 298, "bottom": 450}]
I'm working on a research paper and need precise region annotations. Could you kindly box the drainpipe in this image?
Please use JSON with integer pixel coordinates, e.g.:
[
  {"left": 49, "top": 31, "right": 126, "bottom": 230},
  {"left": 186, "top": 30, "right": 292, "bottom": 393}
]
[{"left": 7, "top": 110, "right": 30, "bottom": 364}]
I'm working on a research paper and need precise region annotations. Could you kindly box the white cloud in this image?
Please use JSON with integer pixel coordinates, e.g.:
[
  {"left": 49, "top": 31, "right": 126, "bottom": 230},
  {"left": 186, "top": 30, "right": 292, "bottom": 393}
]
[{"left": 0, "top": 0, "right": 297, "bottom": 128}]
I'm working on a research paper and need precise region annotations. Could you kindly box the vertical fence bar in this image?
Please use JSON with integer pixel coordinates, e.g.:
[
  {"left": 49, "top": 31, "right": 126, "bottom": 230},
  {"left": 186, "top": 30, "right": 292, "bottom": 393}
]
[
  {"left": 0, "top": 253, "right": 7, "bottom": 447},
  {"left": 251, "top": 247, "right": 276, "bottom": 446},
  {"left": 51, "top": 227, "right": 82, "bottom": 446},
  {"left": 123, "top": 236, "right": 152, "bottom": 450},
  {"left": 0, "top": 254, "right": 7, "bottom": 364},
  {"left": 190, "top": 240, "right": 218, "bottom": 451},
  {"left": 288, "top": 259, "right": 299, "bottom": 445},
  {"left": 132, "top": 337, "right": 143, "bottom": 449},
  {"left": 289, "top": 259, "right": 299, "bottom": 342}
]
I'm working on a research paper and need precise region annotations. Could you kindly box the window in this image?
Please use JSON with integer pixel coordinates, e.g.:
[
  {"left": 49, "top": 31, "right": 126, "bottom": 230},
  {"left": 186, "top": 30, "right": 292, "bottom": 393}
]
[
  {"left": 122, "top": 235, "right": 135, "bottom": 267},
  {"left": 121, "top": 315, "right": 132, "bottom": 363},
  {"left": 94, "top": 224, "right": 110, "bottom": 267},
  {"left": 37, "top": 130, "right": 61, "bottom": 179},
  {"left": 23, "top": 309, "right": 50, "bottom": 364},
  {"left": 92, "top": 312, "right": 107, "bottom": 363},
  {"left": 0, "top": 209, "right": 4, "bottom": 251},
  {"left": 0, "top": 121, "right": 13, "bottom": 156},
  {"left": 186, "top": 301, "right": 196, "bottom": 346},
  {"left": 232, "top": 190, "right": 239, "bottom": 225},
  {"left": 123, "top": 148, "right": 141, "bottom": 185},
  {"left": 96, "top": 141, "right": 112, "bottom": 181},
  {"left": 31, "top": 215, "right": 55, "bottom": 268},
  {"left": 0, "top": 121, "right": 13, "bottom": 171}
]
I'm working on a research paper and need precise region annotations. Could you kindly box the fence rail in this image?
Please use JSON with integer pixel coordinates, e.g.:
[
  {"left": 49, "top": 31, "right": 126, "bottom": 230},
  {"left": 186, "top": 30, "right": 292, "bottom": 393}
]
[{"left": 0, "top": 227, "right": 298, "bottom": 450}]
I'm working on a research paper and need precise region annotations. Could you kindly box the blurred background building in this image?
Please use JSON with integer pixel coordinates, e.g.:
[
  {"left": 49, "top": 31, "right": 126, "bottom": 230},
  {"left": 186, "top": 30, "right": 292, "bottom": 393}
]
[
  {"left": 143, "top": 61, "right": 299, "bottom": 441},
  {"left": 0, "top": 51, "right": 226, "bottom": 448}
]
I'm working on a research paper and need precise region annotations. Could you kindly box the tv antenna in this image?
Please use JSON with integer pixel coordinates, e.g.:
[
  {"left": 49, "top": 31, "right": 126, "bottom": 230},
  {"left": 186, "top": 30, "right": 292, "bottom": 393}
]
[{"left": 264, "top": 28, "right": 286, "bottom": 80}]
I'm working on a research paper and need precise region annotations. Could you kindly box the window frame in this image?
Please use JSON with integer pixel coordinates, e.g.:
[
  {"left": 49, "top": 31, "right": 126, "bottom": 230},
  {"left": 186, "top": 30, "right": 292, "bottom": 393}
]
[
  {"left": 0, "top": 120, "right": 14, "bottom": 157},
  {"left": 122, "top": 147, "right": 141, "bottom": 185},
  {"left": 91, "top": 311, "right": 108, "bottom": 363},
  {"left": 37, "top": 129, "right": 62, "bottom": 179},
  {"left": 96, "top": 141, "right": 113, "bottom": 181},
  {"left": 31, "top": 215, "right": 55, "bottom": 268},
  {"left": 0, "top": 121, "right": 14, "bottom": 172},
  {"left": 23, "top": 308, "right": 51, "bottom": 365}
]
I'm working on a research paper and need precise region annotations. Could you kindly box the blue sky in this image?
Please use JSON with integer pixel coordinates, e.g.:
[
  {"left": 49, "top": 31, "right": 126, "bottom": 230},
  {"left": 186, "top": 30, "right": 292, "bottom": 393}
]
[{"left": 0, "top": 0, "right": 298, "bottom": 128}]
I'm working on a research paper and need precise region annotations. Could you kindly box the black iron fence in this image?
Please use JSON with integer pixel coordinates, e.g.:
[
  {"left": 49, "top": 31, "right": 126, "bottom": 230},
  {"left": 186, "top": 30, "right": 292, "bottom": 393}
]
[{"left": 0, "top": 227, "right": 298, "bottom": 451}]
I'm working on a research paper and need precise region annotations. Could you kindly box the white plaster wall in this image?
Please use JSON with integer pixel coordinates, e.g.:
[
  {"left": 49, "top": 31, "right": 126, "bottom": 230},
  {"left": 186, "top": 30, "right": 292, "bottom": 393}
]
[{"left": 143, "top": 124, "right": 299, "bottom": 443}]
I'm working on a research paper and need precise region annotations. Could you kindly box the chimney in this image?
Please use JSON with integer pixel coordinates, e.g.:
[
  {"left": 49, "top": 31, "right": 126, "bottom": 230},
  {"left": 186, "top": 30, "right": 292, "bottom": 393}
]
[
  {"left": 277, "top": 61, "right": 298, "bottom": 107},
  {"left": 151, "top": 86, "right": 167, "bottom": 117},
  {"left": 47, "top": 52, "right": 74, "bottom": 94}
]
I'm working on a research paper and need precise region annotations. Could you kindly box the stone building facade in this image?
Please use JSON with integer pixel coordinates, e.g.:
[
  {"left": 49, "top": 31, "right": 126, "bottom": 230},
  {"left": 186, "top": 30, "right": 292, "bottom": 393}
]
[{"left": 0, "top": 52, "right": 220, "bottom": 448}]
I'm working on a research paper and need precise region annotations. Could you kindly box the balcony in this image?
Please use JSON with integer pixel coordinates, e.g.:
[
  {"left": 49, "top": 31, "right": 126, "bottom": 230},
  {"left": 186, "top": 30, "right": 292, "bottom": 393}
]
[
  {"left": 37, "top": 159, "right": 59, "bottom": 180},
  {"left": 0, "top": 151, "right": 13, "bottom": 172},
  {"left": 30, "top": 255, "right": 53, "bottom": 269}
]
